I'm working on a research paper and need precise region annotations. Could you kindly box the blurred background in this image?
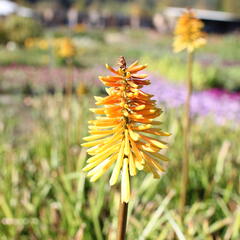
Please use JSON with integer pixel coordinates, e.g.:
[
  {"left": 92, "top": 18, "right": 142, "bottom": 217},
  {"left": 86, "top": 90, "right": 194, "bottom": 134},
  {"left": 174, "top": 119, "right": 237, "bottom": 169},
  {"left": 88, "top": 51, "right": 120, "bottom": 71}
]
[{"left": 0, "top": 0, "right": 240, "bottom": 239}]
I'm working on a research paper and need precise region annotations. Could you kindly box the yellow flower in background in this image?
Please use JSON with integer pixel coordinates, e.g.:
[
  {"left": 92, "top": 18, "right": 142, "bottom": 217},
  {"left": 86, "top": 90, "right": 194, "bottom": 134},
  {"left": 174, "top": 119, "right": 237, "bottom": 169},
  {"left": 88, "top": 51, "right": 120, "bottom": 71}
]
[
  {"left": 76, "top": 83, "right": 88, "bottom": 97},
  {"left": 173, "top": 10, "right": 206, "bottom": 53},
  {"left": 57, "top": 38, "right": 76, "bottom": 59},
  {"left": 73, "top": 23, "right": 86, "bottom": 33},
  {"left": 24, "top": 38, "right": 49, "bottom": 50},
  {"left": 82, "top": 57, "right": 170, "bottom": 203},
  {"left": 38, "top": 39, "right": 49, "bottom": 50},
  {"left": 24, "top": 38, "right": 35, "bottom": 48}
]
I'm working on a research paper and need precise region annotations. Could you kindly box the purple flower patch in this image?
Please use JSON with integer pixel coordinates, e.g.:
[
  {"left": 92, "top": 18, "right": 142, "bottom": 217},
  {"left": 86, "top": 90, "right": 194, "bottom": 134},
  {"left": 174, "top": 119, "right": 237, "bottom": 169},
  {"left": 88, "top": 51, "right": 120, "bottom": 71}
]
[{"left": 144, "top": 73, "right": 240, "bottom": 126}]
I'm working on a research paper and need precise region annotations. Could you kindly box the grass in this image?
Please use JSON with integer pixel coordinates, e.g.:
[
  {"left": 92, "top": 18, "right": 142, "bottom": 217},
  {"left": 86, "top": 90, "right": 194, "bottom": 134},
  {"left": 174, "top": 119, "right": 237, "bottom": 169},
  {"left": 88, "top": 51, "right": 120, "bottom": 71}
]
[
  {"left": 0, "top": 91, "right": 239, "bottom": 239},
  {"left": 0, "top": 48, "right": 50, "bottom": 66}
]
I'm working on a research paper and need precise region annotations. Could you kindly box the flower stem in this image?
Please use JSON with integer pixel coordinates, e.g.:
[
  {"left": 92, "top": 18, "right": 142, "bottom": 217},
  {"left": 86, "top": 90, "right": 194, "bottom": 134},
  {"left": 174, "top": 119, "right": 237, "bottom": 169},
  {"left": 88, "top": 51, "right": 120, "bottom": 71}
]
[
  {"left": 180, "top": 51, "right": 193, "bottom": 217},
  {"left": 65, "top": 59, "right": 73, "bottom": 172},
  {"left": 117, "top": 200, "right": 128, "bottom": 240}
]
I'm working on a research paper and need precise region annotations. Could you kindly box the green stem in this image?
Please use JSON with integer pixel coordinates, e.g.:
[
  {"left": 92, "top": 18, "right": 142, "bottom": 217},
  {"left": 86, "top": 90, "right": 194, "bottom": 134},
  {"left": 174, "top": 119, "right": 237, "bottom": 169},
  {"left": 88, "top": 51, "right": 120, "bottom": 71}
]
[
  {"left": 117, "top": 200, "right": 128, "bottom": 240},
  {"left": 180, "top": 51, "right": 193, "bottom": 217},
  {"left": 65, "top": 59, "right": 73, "bottom": 172}
]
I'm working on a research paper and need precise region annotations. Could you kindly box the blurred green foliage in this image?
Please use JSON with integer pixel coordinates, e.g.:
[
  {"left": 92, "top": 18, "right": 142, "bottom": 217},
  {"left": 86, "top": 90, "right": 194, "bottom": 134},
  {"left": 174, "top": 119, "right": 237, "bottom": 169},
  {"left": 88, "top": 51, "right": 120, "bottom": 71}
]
[
  {"left": 0, "top": 28, "right": 239, "bottom": 91},
  {"left": 141, "top": 55, "right": 219, "bottom": 90},
  {"left": 201, "top": 35, "right": 240, "bottom": 61},
  {"left": 142, "top": 54, "right": 240, "bottom": 91},
  {"left": 0, "top": 23, "right": 7, "bottom": 44},
  {"left": 3, "top": 15, "right": 43, "bottom": 45},
  {"left": 0, "top": 48, "right": 49, "bottom": 66},
  {"left": 0, "top": 93, "right": 239, "bottom": 239}
]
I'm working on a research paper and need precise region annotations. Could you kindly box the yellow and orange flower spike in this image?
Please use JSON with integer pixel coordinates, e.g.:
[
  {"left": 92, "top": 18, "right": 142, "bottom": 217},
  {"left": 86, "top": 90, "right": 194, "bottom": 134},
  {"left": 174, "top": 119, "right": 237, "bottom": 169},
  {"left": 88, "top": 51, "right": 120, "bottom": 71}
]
[
  {"left": 173, "top": 9, "right": 206, "bottom": 53},
  {"left": 82, "top": 57, "right": 170, "bottom": 203}
]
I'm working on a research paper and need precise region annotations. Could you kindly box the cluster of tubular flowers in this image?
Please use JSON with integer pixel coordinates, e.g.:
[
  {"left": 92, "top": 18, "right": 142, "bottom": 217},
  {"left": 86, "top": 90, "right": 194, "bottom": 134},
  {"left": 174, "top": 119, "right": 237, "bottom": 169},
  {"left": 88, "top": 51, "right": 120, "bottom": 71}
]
[
  {"left": 82, "top": 57, "right": 170, "bottom": 203},
  {"left": 173, "top": 10, "right": 206, "bottom": 53}
]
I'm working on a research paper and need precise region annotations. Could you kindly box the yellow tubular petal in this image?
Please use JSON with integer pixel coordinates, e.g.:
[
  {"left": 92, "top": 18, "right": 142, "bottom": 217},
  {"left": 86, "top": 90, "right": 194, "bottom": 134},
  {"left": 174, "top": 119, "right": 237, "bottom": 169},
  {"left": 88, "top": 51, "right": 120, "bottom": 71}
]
[
  {"left": 131, "top": 124, "right": 152, "bottom": 131},
  {"left": 146, "top": 162, "right": 161, "bottom": 178},
  {"left": 143, "top": 152, "right": 165, "bottom": 172},
  {"left": 143, "top": 163, "right": 151, "bottom": 173},
  {"left": 89, "top": 118, "right": 121, "bottom": 126},
  {"left": 105, "top": 64, "right": 120, "bottom": 75},
  {"left": 142, "top": 152, "right": 162, "bottom": 178},
  {"left": 126, "top": 60, "right": 139, "bottom": 71},
  {"left": 81, "top": 138, "right": 106, "bottom": 147},
  {"left": 128, "top": 81, "right": 138, "bottom": 88},
  {"left": 127, "top": 64, "right": 147, "bottom": 73},
  {"left": 138, "top": 142, "right": 159, "bottom": 153},
  {"left": 83, "top": 133, "right": 111, "bottom": 141},
  {"left": 109, "top": 140, "right": 125, "bottom": 186},
  {"left": 105, "top": 88, "right": 111, "bottom": 95},
  {"left": 88, "top": 134, "right": 122, "bottom": 155},
  {"left": 86, "top": 143, "right": 120, "bottom": 164},
  {"left": 87, "top": 127, "right": 124, "bottom": 155},
  {"left": 135, "top": 159, "right": 144, "bottom": 170},
  {"left": 88, "top": 125, "right": 115, "bottom": 130},
  {"left": 129, "top": 151, "right": 136, "bottom": 176},
  {"left": 89, "top": 169, "right": 105, "bottom": 182},
  {"left": 88, "top": 154, "right": 118, "bottom": 182},
  {"left": 121, "top": 158, "right": 130, "bottom": 203},
  {"left": 129, "top": 114, "right": 144, "bottom": 120},
  {"left": 129, "top": 138, "right": 144, "bottom": 170},
  {"left": 96, "top": 116, "right": 121, "bottom": 121},
  {"left": 124, "top": 130, "right": 130, "bottom": 156},
  {"left": 128, "top": 127, "right": 140, "bottom": 141},
  {"left": 150, "top": 159, "right": 165, "bottom": 175},
  {"left": 94, "top": 96, "right": 103, "bottom": 102},
  {"left": 134, "top": 64, "right": 148, "bottom": 72},
  {"left": 93, "top": 122, "right": 120, "bottom": 127},
  {"left": 88, "top": 129, "right": 115, "bottom": 135},
  {"left": 83, "top": 134, "right": 116, "bottom": 147},
  {"left": 89, "top": 108, "right": 105, "bottom": 114},
  {"left": 87, "top": 154, "right": 117, "bottom": 177},
  {"left": 132, "top": 74, "right": 148, "bottom": 79},
  {"left": 141, "top": 129, "right": 171, "bottom": 136},
  {"left": 134, "top": 105, "right": 146, "bottom": 110},
  {"left": 148, "top": 152, "right": 170, "bottom": 162},
  {"left": 140, "top": 134, "right": 168, "bottom": 149}
]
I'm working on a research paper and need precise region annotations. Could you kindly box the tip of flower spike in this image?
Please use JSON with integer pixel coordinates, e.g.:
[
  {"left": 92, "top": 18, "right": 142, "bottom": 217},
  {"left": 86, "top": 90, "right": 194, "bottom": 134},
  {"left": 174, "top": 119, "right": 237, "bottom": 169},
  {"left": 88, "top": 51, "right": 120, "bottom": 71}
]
[{"left": 118, "top": 56, "right": 127, "bottom": 70}]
